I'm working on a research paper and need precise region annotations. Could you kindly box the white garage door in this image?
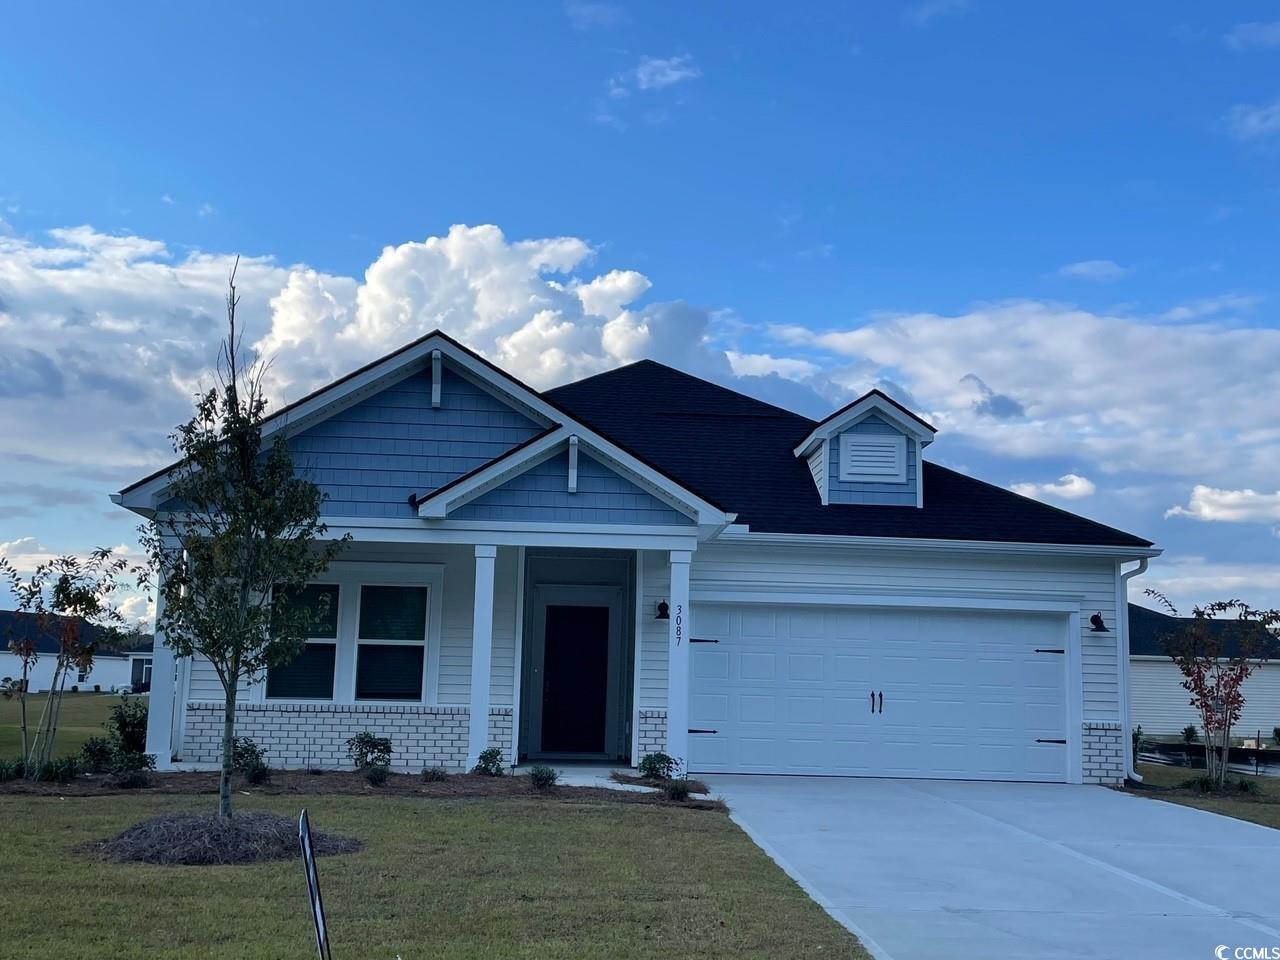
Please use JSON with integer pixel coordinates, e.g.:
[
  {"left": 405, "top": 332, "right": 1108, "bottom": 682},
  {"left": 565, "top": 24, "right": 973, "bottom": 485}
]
[{"left": 689, "top": 604, "right": 1069, "bottom": 782}]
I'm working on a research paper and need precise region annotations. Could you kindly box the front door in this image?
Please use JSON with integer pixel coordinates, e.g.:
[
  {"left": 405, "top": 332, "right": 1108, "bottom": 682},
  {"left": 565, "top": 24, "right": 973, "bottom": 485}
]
[{"left": 526, "top": 585, "right": 625, "bottom": 760}]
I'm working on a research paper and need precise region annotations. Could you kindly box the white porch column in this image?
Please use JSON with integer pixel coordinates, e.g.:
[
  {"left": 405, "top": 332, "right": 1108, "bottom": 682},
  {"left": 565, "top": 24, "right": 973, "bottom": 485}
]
[
  {"left": 468, "top": 545, "right": 498, "bottom": 768},
  {"left": 144, "top": 583, "right": 175, "bottom": 768},
  {"left": 665, "top": 550, "right": 692, "bottom": 767}
]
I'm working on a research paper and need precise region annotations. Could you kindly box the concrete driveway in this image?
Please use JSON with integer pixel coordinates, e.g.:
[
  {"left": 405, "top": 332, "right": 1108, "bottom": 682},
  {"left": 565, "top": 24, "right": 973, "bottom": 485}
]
[{"left": 709, "top": 776, "right": 1280, "bottom": 960}]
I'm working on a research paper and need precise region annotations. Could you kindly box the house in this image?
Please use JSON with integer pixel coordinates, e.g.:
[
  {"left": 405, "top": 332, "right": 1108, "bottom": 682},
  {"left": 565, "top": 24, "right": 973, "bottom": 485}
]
[
  {"left": 113, "top": 331, "right": 1158, "bottom": 784},
  {"left": 1128, "top": 603, "right": 1280, "bottom": 738},
  {"left": 0, "top": 610, "right": 153, "bottom": 693}
]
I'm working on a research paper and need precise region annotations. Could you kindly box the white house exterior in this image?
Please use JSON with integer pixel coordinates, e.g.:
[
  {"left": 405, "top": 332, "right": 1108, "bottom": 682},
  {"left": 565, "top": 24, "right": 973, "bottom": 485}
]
[
  {"left": 0, "top": 611, "right": 153, "bottom": 692},
  {"left": 115, "top": 331, "right": 1158, "bottom": 784}
]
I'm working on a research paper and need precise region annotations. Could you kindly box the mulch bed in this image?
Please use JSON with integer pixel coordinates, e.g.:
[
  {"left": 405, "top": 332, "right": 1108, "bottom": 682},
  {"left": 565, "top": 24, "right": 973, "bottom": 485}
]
[
  {"left": 78, "top": 811, "right": 362, "bottom": 866},
  {"left": 610, "top": 771, "right": 711, "bottom": 794},
  {"left": 0, "top": 769, "right": 727, "bottom": 811}
]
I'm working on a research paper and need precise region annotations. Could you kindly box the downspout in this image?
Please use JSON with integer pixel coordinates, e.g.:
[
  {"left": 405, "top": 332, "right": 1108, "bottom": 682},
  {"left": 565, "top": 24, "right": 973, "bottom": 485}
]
[{"left": 1119, "top": 558, "right": 1149, "bottom": 783}]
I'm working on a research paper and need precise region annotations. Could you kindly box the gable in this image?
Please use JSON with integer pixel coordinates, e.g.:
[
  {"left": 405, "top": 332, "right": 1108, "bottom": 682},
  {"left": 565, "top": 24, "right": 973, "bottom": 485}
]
[
  {"left": 288, "top": 365, "right": 544, "bottom": 518},
  {"left": 827, "top": 414, "right": 919, "bottom": 507},
  {"left": 451, "top": 450, "right": 695, "bottom": 526}
]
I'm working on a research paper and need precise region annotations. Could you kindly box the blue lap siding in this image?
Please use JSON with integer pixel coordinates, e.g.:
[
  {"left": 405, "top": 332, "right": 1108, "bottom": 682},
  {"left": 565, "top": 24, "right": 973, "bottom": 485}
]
[{"left": 452, "top": 450, "right": 694, "bottom": 525}]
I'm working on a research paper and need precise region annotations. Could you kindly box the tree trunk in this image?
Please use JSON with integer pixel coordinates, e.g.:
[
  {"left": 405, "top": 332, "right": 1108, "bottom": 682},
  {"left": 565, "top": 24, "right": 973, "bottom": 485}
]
[{"left": 219, "top": 684, "right": 237, "bottom": 819}]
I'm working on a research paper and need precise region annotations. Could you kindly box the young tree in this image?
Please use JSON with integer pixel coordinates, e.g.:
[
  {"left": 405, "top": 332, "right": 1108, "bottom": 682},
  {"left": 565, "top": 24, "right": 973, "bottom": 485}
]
[
  {"left": 1145, "top": 590, "right": 1280, "bottom": 789},
  {"left": 140, "top": 261, "right": 347, "bottom": 818},
  {"left": 0, "top": 549, "right": 141, "bottom": 774}
]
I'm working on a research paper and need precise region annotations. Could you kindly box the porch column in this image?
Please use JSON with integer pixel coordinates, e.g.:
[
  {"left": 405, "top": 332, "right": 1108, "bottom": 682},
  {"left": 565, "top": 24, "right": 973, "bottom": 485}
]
[
  {"left": 468, "top": 545, "right": 498, "bottom": 769},
  {"left": 665, "top": 550, "right": 692, "bottom": 767},
  {"left": 144, "top": 579, "right": 175, "bottom": 768}
]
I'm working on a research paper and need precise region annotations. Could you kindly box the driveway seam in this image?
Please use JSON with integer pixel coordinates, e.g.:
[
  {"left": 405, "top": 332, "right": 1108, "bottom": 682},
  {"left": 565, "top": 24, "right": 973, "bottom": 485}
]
[{"left": 901, "top": 782, "right": 1280, "bottom": 941}]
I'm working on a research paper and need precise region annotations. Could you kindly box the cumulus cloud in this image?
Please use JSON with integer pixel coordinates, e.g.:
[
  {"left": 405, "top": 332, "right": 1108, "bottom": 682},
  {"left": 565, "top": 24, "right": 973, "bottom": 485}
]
[
  {"left": 1058, "top": 259, "right": 1131, "bottom": 281},
  {"left": 1011, "top": 474, "right": 1097, "bottom": 501},
  {"left": 1228, "top": 98, "right": 1280, "bottom": 140},
  {"left": 1144, "top": 555, "right": 1280, "bottom": 611},
  {"left": 1225, "top": 21, "right": 1280, "bottom": 50},
  {"left": 1166, "top": 486, "right": 1280, "bottom": 523}
]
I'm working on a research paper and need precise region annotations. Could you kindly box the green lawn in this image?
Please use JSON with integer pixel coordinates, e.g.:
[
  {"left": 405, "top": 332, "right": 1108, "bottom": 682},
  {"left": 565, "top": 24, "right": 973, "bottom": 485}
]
[
  {"left": 1132, "top": 762, "right": 1280, "bottom": 830},
  {"left": 0, "top": 793, "right": 868, "bottom": 959},
  {"left": 0, "top": 692, "right": 121, "bottom": 759}
]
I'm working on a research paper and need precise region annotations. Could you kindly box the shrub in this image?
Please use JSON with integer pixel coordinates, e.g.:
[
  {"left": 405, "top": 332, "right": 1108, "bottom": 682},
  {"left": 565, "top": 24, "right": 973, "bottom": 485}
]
[
  {"left": 231, "top": 737, "right": 270, "bottom": 785},
  {"left": 528, "top": 764, "right": 558, "bottom": 790},
  {"left": 0, "top": 759, "right": 23, "bottom": 783},
  {"left": 70, "top": 685, "right": 79, "bottom": 693},
  {"left": 637, "top": 752, "right": 678, "bottom": 780},
  {"left": 107, "top": 694, "right": 149, "bottom": 755},
  {"left": 79, "top": 736, "right": 116, "bottom": 773},
  {"left": 472, "top": 747, "right": 505, "bottom": 777},
  {"left": 1181, "top": 724, "right": 1199, "bottom": 745},
  {"left": 1273, "top": 726, "right": 1280, "bottom": 747},
  {"left": 110, "top": 750, "right": 156, "bottom": 789},
  {"left": 660, "top": 778, "right": 691, "bottom": 802},
  {"left": 93, "top": 684, "right": 101, "bottom": 693},
  {"left": 421, "top": 766, "right": 449, "bottom": 783},
  {"left": 1131, "top": 724, "right": 1143, "bottom": 758},
  {"left": 363, "top": 763, "right": 389, "bottom": 787},
  {"left": 345, "top": 731, "right": 393, "bottom": 770},
  {"left": 45, "top": 756, "right": 81, "bottom": 784}
]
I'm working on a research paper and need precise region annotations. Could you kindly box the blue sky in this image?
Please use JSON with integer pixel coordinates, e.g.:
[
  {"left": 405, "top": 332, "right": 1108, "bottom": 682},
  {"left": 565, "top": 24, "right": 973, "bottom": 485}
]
[{"left": 1, "top": 1, "right": 1278, "bottom": 617}]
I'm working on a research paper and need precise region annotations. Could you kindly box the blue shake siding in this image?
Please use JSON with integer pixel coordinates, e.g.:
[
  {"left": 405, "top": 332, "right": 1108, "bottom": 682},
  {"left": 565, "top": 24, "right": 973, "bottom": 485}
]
[{"left": 827, "top": 413, "right": 919, "bottom": 507}]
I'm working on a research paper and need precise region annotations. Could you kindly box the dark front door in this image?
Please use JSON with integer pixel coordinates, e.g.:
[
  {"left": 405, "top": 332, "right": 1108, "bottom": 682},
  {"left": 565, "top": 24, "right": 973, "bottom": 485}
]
[{"left": 540, "top": 604, "right": 611, "bottom": 753}]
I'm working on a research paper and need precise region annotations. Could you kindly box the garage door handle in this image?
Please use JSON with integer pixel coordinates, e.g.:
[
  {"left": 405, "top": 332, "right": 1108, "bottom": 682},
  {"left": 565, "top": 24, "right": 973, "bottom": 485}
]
[
  {"left": 1035, "top": 738, "right": 1067, "bottom": 745},
  {"left": 878, "top": 691, "right": 883, "bottom": 714},
  {"left": 689, "top": 728, "right": 718, "bottom": 735},
  {"left": 870, "top": 690, "right": 875, "bottom": 714}
]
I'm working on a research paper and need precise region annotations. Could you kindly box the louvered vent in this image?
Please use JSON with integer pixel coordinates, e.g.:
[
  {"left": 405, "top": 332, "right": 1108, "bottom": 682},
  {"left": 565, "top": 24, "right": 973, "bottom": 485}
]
[{"left": 838, "top": 433, "right": 907, "bottom": 483}]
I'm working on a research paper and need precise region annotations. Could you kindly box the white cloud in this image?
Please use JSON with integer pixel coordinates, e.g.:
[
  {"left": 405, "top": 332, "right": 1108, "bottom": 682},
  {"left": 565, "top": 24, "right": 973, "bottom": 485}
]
[
  {"left": 726, "top": 351, "right": 822, "bottom": 379},
  {"left": 1143, "top": 555, "right": 1280, "bottom": 611},
  {"left": 1228, "top": 99, "right": 1280, "bottom": 140},
  {"left": 1225, "top": 21, "right": 1280, "bottom": 50},
  {"left": 197, "top": 202, "right": 216, "bottom": 218},
  {"left": 161, "top": 194, "right": 175, "bottom": 205},
  {"left": 905, "top": 0, "right": 968, "bottom": 26},
  {"left": 1058, "top": 259, "right": 1131, "bottom": 281},
  {"left": 564, "top": 1, "right": 626, "bottom": 30},
  {"left": 1167, "top": 486, "right": 1280, "bottom": 523},
  {"left": 609, "top": 55, "right": 700, "bottom": 98},
  {"left": 1011, "top": 474, "right": 1097, "bottom": 501}
]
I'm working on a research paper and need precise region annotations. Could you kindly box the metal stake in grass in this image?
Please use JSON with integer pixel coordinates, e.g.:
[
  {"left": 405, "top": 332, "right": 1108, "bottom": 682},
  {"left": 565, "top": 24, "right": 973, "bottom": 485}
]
[{"left": 298, "top": 809, "right": 333, "bottom": 960}]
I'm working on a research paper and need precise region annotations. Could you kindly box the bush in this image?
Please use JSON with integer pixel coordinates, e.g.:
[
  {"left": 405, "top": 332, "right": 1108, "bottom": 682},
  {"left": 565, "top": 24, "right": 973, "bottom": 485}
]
[
  {"left": 110, "top": 750, "right": 156, "bottom": 789},
  {"left": 472, "top": 747, "right": 505, "bottom": 777},
  {"left": 70, "top": 685, "right": 79, "bottom": 693},
  {"left": 345, "top": 731, "right": 393, "bottom": 770},
  {"left": 79, "top": 736, "right": 116, "bottom": 773},
  {"left": 421, "top": 766, "right": 449, "bottom": 783},
  {"left": 1181, "top": 724, "right": 1199, "bottom": 745},
  {"left": 660, "top": 778, "right": 691, "bottom": 802},
  {"left": 107, "top": 694, "right": 149, "bottom": 755},
  {"left": 1131, "top": 724, "right": 1143, "bottom": 758},
  {"left": 637, "top": 752, "right": 678, "bottom": 780},
  {"left": 0, "top": 759, "right": 23, "bottom": 783},
  {"left": 93, "top": 684, "right": 101, "bottom": 693},
  {"left": 363, "top": 763, "right": 389, "bottom": 787},
  {"left": 528, "top": 764, "right": 558, "bottom": 790},
  {"left": 1273, "top": 726, "right": 1280, "bottom": 747},
  {"left": 231, "top": 737, "right": 270, "bottom": 785}
]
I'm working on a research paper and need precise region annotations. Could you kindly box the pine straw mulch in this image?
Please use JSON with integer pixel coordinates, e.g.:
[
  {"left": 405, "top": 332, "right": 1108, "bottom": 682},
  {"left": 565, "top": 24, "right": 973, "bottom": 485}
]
[
  {"left": 0, "top": 769, "right": 727, "bottom": 811},
  {"left": 609, "top": 771, "right": 712, "bottom": 794},
  {"left": 77, "top": 811, "right": 362, "bottom": 866}
]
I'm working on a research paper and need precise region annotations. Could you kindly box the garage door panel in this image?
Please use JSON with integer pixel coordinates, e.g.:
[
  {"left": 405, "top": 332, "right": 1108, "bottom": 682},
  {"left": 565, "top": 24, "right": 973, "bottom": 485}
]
[{"left": 689, "top": 604, "right": 1069, "bottom": 782}]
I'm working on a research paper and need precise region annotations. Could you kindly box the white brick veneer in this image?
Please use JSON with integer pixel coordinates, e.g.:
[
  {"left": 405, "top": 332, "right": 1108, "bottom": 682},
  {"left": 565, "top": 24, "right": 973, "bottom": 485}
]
[
  {"left": 181, "top": 702, "right": 518, "bottom": 771},
  {"left": 1082, "top": 721, "right": 1125, "bottom": 784},
  {"left": 638, "top": 709, "right": 667, "bottom": 759}
]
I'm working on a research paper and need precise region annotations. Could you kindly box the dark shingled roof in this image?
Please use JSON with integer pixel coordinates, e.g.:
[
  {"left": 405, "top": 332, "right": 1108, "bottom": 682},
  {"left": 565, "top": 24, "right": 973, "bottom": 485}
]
[
  {"left": 1128, "top": 603, "right": 1277, "bottom": 658},
  {"left": 545, "top": 359, "right": 1153, "bottom": 548},
  {"left": 0, "top": 611, "right": 152, "bottom": 659}
]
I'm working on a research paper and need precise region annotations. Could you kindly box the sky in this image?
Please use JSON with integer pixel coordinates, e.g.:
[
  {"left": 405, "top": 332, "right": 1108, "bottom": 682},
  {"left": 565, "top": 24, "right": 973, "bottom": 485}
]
[{"left": 1, "top": 1, "right": 1278, "bottom": 621}]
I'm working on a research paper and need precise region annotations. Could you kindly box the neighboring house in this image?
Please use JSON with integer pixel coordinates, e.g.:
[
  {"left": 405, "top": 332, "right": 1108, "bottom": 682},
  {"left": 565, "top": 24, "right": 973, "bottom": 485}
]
[
  {"left": 0, "top": 610, "right": 153, "bottom": 692},
  {"left": 1129, "top": 603, "right": 1280, "bottom": 738},
  {"left": 114, "top": 331, "right": 1158, "bottom": 784}
]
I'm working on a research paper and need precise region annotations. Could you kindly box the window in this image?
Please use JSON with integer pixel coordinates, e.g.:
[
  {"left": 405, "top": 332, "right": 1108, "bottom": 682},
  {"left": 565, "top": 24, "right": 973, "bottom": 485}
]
[
  {"left": 265, "top": 584, "right": 339, "bottom": 700},
  {"left": 76, "top": 668, "right": 88, "bottom": 684},
  {"left": 839, "top": 433, "right": 907, "bottom": 483},
  {"left": 355, "top": 585, "right": 428, "bottom": 701}
]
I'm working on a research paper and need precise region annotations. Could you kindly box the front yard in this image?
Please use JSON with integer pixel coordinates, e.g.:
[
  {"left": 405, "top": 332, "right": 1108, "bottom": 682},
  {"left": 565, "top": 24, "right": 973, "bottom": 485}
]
[
  {"left": 0, "top": 792, "right": 867, "bottom": 959},
  {"left": 1131, "top": 762, "right": 1280, "bottom": 830},
  {"left": 0, "top": 692, "right": 120, "bottom": 758}
]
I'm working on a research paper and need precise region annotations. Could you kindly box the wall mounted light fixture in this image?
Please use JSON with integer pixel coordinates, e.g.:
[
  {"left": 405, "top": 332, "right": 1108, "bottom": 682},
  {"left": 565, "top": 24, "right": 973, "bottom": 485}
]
[
  {"left": 1089, "top": 612, "right": 1109, "bottom": 633},
  {"left": 655, "top": 600, "right": 670, "bottom": 620}
]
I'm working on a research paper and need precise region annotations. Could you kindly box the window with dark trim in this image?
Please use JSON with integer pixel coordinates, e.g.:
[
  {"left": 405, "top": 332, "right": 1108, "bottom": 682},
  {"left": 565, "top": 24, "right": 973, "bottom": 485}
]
[{"left": 355, "top": 585, "right": 428, "bottom": 701}]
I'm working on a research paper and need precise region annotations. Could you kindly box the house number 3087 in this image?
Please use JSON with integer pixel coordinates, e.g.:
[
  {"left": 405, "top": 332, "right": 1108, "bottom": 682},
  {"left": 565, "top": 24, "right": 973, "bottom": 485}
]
[{"left": 674, "top": 603, "right": 683, "bottom": 645}]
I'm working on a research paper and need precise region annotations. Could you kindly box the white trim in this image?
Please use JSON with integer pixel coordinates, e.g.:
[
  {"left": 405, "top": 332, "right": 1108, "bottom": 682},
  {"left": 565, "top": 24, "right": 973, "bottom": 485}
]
[
  {"left": 510, "top": 546, "right": 526, "bottom": 763},
  {"left": 567, "top": 435, "right": 579, "bottom": 494},
  {"left": 1067, "top": 610, "right": 1084, "bottom": 784},
  {"left": 838, "top": 433, "right": 907, "bottom": 483},
  {"left": 631, "top": 550, "right": 645, "bottom": 764},
  {"left": 666, "top": 550, "right": 692, "bottom": 767},
  {"left": 715, "top": 527, "right": 1160, "bottom": 560},
  {"left": 692, "top": 590, "right": 1084, "bottom": 614},
  {"left": 322, "top": 517, "right": 699, "bottom": 551},
  {"left": 430, "top": 349, "right": 442, "bottom": 408},
  {"left": 915, "top": 443, "right": 924, "bottom": 509},
  {"left": 794, "top": 393, "right": 936, "bottom": 459},
  {"left": 469, "top": 544, "right": 498, "bottom": 766}
]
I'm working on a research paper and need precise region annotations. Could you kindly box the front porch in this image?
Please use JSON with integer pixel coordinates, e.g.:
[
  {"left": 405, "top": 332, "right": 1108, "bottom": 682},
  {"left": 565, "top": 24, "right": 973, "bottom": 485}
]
[{"left": 147, "top": 538, "right": 694, "bottom": 772}]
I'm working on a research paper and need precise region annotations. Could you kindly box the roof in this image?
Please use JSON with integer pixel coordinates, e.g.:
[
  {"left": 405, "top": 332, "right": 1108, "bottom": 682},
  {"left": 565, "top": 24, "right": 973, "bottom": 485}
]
[
  {"left": 545, "top": 359, "right": 1154, "bottom": 548},
  {"left": 1128, "top": 603, "right": 1277, "bottom": 658},
  {"left": 0, "top": 611, "right": 152, "bottom": 659},
  {"left": 793, "top": 388, "right": 938, "bottom": 459}
]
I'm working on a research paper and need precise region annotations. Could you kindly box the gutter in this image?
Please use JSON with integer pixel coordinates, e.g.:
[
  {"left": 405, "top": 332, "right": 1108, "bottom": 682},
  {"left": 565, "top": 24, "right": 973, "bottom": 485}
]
[{"left": 1118, "top": 557, "right": 1150, "bottom": 783}]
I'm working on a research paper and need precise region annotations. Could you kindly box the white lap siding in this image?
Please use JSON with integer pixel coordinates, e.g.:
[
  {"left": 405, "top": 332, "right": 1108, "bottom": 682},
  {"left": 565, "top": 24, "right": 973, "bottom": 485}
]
[{"left": 1131, "top": 659, "right": 1280, "bottom": 737}]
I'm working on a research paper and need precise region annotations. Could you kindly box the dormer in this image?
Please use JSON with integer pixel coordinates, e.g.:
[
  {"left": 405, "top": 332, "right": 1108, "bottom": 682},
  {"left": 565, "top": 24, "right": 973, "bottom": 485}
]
[{"left": 793, "top": 390, "right": 936, "bottom": 508}]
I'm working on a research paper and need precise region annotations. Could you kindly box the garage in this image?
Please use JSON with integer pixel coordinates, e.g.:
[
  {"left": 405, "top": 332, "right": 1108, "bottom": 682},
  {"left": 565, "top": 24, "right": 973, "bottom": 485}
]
[{"left": 688, "top": 603, "right": 1071, "bottom": 781}]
